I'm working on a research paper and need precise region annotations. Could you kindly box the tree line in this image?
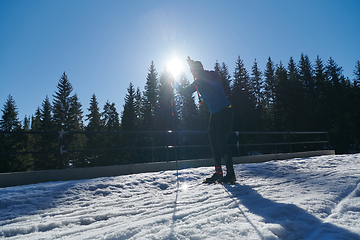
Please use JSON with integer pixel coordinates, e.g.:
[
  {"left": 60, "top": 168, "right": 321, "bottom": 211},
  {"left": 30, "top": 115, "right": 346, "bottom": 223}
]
[{"left": 1, "top": 54, "right": 360, "bottom": 173}]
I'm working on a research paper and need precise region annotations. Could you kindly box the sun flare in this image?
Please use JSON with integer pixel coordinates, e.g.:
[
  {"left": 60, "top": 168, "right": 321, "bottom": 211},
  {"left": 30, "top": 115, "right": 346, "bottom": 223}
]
[
  {"left": 167, "top": 57, "right": 183, "bottom": 77},
  {"left": 180, "top": 183, "right": 189, "bottom": 191}
]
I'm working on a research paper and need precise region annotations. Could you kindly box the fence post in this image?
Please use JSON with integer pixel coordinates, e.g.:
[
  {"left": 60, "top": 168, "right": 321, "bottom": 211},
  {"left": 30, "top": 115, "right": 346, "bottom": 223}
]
[
  {"left": 326, "top": 131, "right": 330, "bottom": 150},
  {"left": 166, "top": 131, "right": 169, "bottom": 162},
  {"left": 59, "top": 131, "right": 68, "bottom": 169},
  {"left": 236, "top": 131, "right": 240, "bottom": 156},
  {"left": 288, "top": 132, "right": 292, "bottom": 153}
]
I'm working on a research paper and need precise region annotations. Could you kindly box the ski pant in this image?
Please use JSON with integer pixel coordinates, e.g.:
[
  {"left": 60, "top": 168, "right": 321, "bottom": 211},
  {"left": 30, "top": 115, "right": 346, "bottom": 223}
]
[{"left": 208, "top": 106, "right": 234, "bottom": 174}]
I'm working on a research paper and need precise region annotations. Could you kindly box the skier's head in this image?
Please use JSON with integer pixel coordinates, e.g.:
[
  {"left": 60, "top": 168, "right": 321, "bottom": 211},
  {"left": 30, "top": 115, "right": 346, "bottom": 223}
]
[
  {"left": 191, "top": 61, "right": 204, "bottom": 72},
  {"left": 190, "top": 61, "right": 204, "bottom": 80},
  {"left": 186, "top": 57, "right": 204, "bottom": 79}
]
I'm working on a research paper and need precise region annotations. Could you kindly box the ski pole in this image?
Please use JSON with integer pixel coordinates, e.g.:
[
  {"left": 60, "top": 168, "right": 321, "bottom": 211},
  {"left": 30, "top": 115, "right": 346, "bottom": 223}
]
[{"left": 170, "top": 78, "right": 179, "bottom": 186}]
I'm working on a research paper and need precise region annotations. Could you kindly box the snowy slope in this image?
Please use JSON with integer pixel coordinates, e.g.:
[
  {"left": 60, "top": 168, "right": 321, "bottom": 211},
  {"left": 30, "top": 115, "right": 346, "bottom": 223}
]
[{"left": 1, "top": 154, "right": 360, "bottom": 240}]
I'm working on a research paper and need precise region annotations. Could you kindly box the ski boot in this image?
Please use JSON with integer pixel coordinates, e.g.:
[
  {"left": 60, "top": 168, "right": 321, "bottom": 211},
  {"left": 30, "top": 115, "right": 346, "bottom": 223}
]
[
  {"left": 222, "top": 168, "right": 236, "bottom": 184},
  {"left": 204, "top": 167, "right": 223, "bottom": 184}
]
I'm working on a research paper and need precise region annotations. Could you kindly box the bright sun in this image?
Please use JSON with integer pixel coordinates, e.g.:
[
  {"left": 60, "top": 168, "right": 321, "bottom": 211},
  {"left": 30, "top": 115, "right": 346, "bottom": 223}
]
[{"left": 167, "top": 57, "right": 183, "bottom": 77}]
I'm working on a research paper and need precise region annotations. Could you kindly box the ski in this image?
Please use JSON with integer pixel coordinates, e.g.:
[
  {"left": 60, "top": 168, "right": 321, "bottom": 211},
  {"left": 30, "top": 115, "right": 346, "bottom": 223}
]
[{"left": 202, "top": 180, "right": 236, "bottom": 185}]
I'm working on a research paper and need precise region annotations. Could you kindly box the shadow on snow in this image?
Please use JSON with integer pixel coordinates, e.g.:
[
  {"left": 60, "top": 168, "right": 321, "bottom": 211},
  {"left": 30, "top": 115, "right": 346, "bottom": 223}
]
[{"left": 223, "top": 183, "right": 360, "bottom": 240}]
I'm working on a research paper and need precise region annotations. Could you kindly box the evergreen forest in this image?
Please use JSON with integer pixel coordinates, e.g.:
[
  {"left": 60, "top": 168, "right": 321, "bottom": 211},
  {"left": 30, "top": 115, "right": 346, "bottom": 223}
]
[{"left": 1, "top": 54, "right": 360, "bottom": 173}]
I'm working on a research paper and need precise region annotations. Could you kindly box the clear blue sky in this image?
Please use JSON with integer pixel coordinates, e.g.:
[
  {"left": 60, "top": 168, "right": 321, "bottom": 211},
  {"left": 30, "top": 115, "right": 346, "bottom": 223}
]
[{"left": 1, "top": 0, "right": 359, "bottom": 123}]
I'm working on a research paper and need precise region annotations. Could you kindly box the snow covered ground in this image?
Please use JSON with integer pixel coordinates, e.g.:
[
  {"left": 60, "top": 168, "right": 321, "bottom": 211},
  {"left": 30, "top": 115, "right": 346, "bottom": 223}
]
[{"left": 1, "top": 154, "right": 360, "bottom": 240}]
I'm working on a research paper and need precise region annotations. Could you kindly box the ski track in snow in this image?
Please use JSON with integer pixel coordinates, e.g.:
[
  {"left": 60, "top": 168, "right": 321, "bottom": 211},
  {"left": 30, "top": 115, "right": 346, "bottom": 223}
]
[{"left": 1, "top": 154, "right": 360, "bottom": 239}]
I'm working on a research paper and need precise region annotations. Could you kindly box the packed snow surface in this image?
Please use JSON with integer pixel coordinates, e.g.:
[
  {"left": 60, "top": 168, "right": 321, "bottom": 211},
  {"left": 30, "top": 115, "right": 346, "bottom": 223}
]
[{"left": 1, "top": 154, "right": 360, "bottom": 239}]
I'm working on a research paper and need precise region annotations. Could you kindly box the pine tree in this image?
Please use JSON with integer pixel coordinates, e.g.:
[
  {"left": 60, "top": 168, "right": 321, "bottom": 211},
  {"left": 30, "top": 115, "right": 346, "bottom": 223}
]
[
  {"left": 21, "top": 115, "right": 34, "bottom": 170},
  {"left": 0, "top": 95, "right": 22, "bottom": 172},
  {"left": 158, "top": 69, "right": 173, "bottom": 131},
  {"left": 251, "top": 59, "right": 263, "bottom": 109},
  {"left": 215, "top": 61, "right": 232, "bottom": 98},
  {"left": 86, "top": 94, "right": 102, "bottom": 131},
  {"left": 298, "top": 53, "right": 315, "bottom": 130},
  {"left": 121, "top": 83, "right": 137, "bottom": 131},
  {"left": 102, "top": 100, "right": 121, "bottom": 165},
  {"left": 103, "top": 101, "right": 120, "bottom": 132},
  {"left": 134, "top": 87, "right": 143, "bottom": 128},
  {"left": 31, "top": 108, "right": 42, "bottom": 169},
  {"left": 214, "top": 61, "right": 221, "bottom": 76},
  {"left": 314, "top": 56, "right": 327, "bottom": 99},
  {"left": 40, "top": 95, "right": 53, "bottom": 131},
  {"left": 287, "top": 57, "right": 303, "bottom": 130},
  {"left": 325, "top": 57, "right": 343, "bottom": 128},
  {"left": 69, "top": 93, "right": 83, "bottom": 131},
  {"left": 34, "top": 96, "right": 57, "bottom": 170},
  {"left": 326, "top": 57, "right": 343, "bottom": 86},
  {"left": 250, "top": 59, "right": 263, "bottom": 130},
  {"left": 141, "top": 61, "right": 160, "bottom": 162},
  {"left": 52, "top": 72, "right": 85, "bottom": 168},
  {"left": 353, "top": 60, "right": 360, "bottom": 151},
  {"left": 68, "top": 93, "right": 85, "bottom": 167},
  {"left": 264, "top": 57, "right": 276, "bottom": 104},
  {"left": 232, "top": 56, "right": 252, "bottom": 131},
  {"left": 52, "top": 72, "right": 73, "bottom": 131},
  {"left": 274, "top": 61, "right": 289, "bottom": 131},
  {"left": 23, "top": 116, "right": 30, "bottom": 131},
  {"left": 353, "top": 60, "right": 360, "bottom": 87},
  {"left": 325, "top": 57, "right": 349, "bottom": 153},
  {"left": 31, "top": 107, "right": 41, "bottom": 131},
  {"left": 314, "top": 55, "right": 328, "bottom": 131},
  {"left": 263, "top": 57, "right": 276, "bottom": 130},
  {"left": 83, "top": 94, "right": 103, "bottom": 167},
  {"left": 0, "top": 95, "right": 20, "bottom": 132},
  {"left": 142, "top": 61, "right": 159, "bottom": 131},
  {"left": 299, "top": 53, "right": 314, "bottom": 92},
  {"left": 120, "top": 84, "right": 142, "bottom": 164}
]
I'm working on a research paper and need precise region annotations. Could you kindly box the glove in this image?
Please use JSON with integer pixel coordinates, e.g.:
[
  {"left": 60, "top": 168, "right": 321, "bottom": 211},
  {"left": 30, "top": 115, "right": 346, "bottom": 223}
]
[{"left": 186, "top": 56, "right": 195, "bottom": 68}]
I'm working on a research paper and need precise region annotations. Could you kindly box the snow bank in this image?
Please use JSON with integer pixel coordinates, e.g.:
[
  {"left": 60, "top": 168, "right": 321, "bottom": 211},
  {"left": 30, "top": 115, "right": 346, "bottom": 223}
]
[{"left": 1, "top": 154, "right": 360, "bottom": 239}]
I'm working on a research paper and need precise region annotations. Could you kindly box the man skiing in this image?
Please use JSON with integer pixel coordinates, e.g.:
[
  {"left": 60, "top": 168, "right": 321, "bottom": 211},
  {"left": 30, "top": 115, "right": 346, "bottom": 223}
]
[{"left": 179, "top": 57, "right": 235, "bottom": 184}]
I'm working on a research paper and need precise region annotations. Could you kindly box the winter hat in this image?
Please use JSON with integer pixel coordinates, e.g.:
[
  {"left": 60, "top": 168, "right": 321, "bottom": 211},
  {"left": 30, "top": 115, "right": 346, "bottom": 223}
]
[
  {"left": 187, "top": 59, "right": 204, "bottom": 72},
  {"left": 192, "top": 61, "right": 203, "bottom": 71}
]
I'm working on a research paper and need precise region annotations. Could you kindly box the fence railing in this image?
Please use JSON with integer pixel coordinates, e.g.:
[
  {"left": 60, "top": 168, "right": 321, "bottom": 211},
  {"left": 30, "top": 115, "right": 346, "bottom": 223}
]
[
  {"left": 230, "top": 131, "right": 330, "bottom": 156},
  {"left": 0, "top": 130, "right": 330, "bottom": 169}
]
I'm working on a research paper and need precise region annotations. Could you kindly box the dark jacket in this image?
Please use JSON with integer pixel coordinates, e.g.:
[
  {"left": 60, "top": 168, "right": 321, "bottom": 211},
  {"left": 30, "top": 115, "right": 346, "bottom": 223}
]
[{"left": 183, "top": 70, "right": 230, "bottom": 114}]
